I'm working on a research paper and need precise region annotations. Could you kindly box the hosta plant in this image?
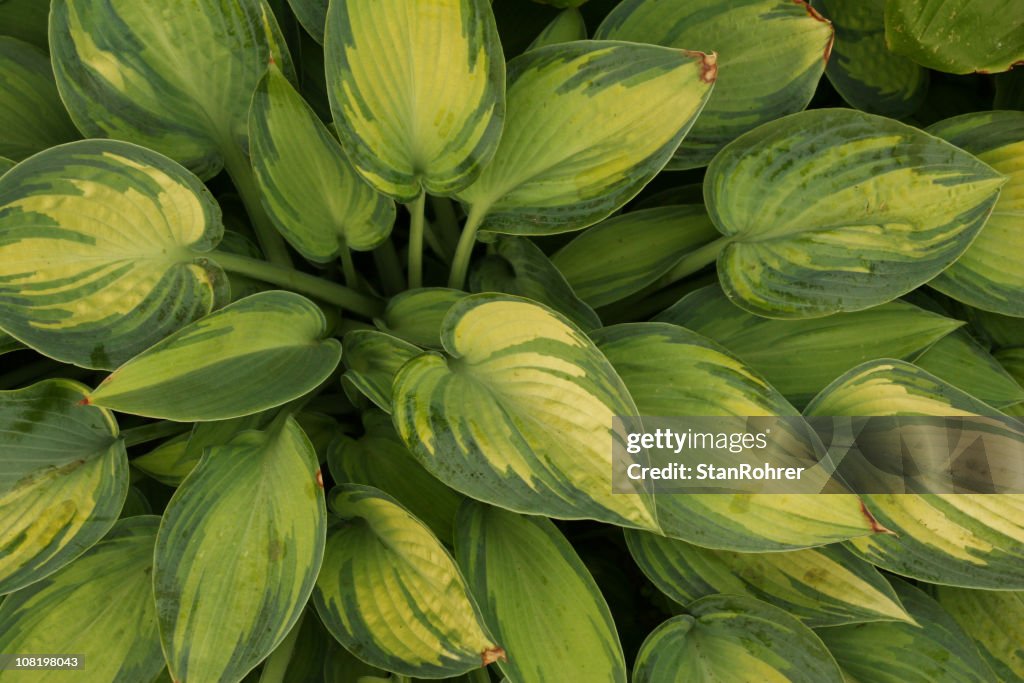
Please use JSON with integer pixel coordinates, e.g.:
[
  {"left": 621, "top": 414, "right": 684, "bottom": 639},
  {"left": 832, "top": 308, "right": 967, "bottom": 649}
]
[{"left": 1, "top": 0, "right": 1023, "bottom": 681}]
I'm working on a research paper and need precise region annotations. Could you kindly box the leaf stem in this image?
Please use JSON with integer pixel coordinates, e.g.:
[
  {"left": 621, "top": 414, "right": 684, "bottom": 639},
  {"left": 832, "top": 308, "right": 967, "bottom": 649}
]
[
  {"left": 406, "top": 192, "right": 427, "bottom": 289},
  {"left": 339, "top": 246, "right": 359, "bottom": 290},
  {"left": 654, "top": 235, "right": 730, "bottom": 288},
  {"left": 430, "top": 195, "right": 460, "bottom": 258},
  {"left": 209, "top": 249, "right": 384, "bottom": 318},
  {"left": 220, "top": 141, "right": 294, "bottom": 268},
  {"left": 373, "top": 238, "right": 406, "bottom": 295},
  {"left": 122, "top": 420, "right": 190, "bottom": 448},
  {"left": 448, "top": 204, "right": 487, "bottom": 289}
]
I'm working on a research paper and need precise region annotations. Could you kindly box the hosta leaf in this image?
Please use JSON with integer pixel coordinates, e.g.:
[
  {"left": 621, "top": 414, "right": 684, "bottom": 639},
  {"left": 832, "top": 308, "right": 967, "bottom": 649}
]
[
  {"left": 286, "top": 0, "right": 327, "bottom": 43},
  {"left": 457, "top": 41, "right": 715, "bottom": 235},
  {"left": 0, "top": 330, "right": 24, "bottom": 356},
  {"left": 51, "top": 0, "right": 293, "bottom": 178},
  {"left": 313, "top": 485, "right": 499, "bottom": 678},
  {"left": 997, "top": 347, "right": 1024, "bottom": 388},
  {"left": 130, "top": 433, "right": 191, "bottom": 487},
  {"left": 934, "top": 587, "right": 1024, "bottom": 681},
  {"left": 469, "top": 236, "right": 600, "bottom": 330},
  {"left": 956, "top": 305, "right": 1024, "bottom": 351},
  {"left": 527, "top": 8, "right": 586, "bottom": 50},
  {"left": 0, "top": 157, "right": 14, "bottom": 176},
  {"left": 454, "top": 501, "right": 627, "bottom": 683},
  {"left": 657, "top": 285, "right": 963, "bottom": 407},
  {"left": 0, "top": 379, "right": 127, "bottom": 595},
  {"left": 392, "top": 293, "right": 657, "bottom": 530},
  {"left": 885, "top": 0, "right": 1024, "bottom": 75},
  {"left": 249, "top": 65, "right": 395, "bottom": 260},
  {"left": 89, "top": 291, "right": 341, "bottom": 421},
  {"left": 633, "top": 595, "right": 843, "bottom": 683},
  {"left": 341, "top": 330, "right": 421, "bottom": 413},
  {"left": 0, "top": 517, "right": 163, "bottom": 683},
  {"left": 259, "top": 607, "right": 329, "bottom": 683},
  {"left": 915, "top": 329, "right": 1024, "bottom": 408},
  {"left": 927, "top": 112, "right": 1024, "bottom": 315},
  {"left": 119, "top": 485, "right": 151, "bottom": 518},
  {"left": 818, "top": 579, "right": 994, "bottom": 683},
  {"left": 625, "top": 529, "right": 911, "bottom": 628},
  {"left": 805, "top": 360, "right": 1024, "bottom": 588},
  {"left": 593, "top": 323, "right": 882, "bottom": 550},
  {"left": 0, "top": 139, "right": 226, "bottom": 369},
  {"left": 552, "top": 206, "right": 719, "bottom": 308},
  {"left": 324, "top": 0, "right": 504, "bottom": 201},
  {"left": 154, "top": 416, "right": 326, "bottom": 683},
  {"left": 596, "top": 0, "right": 833, "bottom": 170},
  {"left": 0, "top": 37, "right": 78, "bottom": 161},
  {"left": 816, "top": 0, "right": 928, "bottom": 119},
  {"left": 706, "top": 108, "right": 1006, "bottom": 318},
  {"left": 378, "top": 287, "right": 468, "bottom": 348},
  {"left": 0, "top": 0, "right": 50, "bottom": 50}
]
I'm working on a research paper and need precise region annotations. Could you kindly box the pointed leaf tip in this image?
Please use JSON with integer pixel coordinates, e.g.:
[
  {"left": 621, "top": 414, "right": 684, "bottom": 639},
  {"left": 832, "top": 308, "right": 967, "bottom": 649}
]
[
  {"left": 684, "top": 50, "right": 718, "bottom": 83},
  {"left": 482, "top": 646, "right": 507, "bottom": 666}
]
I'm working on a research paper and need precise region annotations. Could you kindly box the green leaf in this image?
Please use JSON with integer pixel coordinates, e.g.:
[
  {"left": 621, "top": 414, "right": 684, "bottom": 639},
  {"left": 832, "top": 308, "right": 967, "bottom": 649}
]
[
  {"left": 816, "top": 0, "right": 928, "bottom": 119},
  {"left": 818, "top": 579, "right": 995, "bottom": 683},
  {"left": 884, "top": 0, "right": 1024, "bottom": 75},
  {"left": 341, "top": 330, "right": 421, "bottom": 413},
  {"left": 130, "top": 433, "right": 191, "bottom": 487},
  {"left": 285, "top": 0, "right": 327, "bottom": 43},
  {"left": 0, "top": 37, "right": 79, "bottom": 161},
  {"left": 927, "top": 112, "right": 1024, "bottom": 315},
  {"left": 0, "top": 330, "right": 24, "bottom": 356},
  {"left": 119, "top": 485, "right": 151, "bottom": 518},
  {"left": 154, "top": 416, "right": 326, "bottom": 683},
  {"left": 596, "top": 0, "right": 833, "bottom": 170},
  {"left": 915, "top": 329, "right": 1024, "bottom": 408},
  {"left": 934, "top": 587, "right": 1024, "bottom": 682},
  {"left": 324, "top": 0, "right": 504, "bottom": 201},
  {"left": 379, "top": 288, "right": 468, "bottom": 348},
  {"left": 89, "top": 291, "right": 341, "bottom": 421},
  {"left": 457, "top": 40, "right": 716, "bottom": 235},
  {"left": 0, "top": 517, "right": 164, "bottom": 683},
  {"left": 392, "top": 293, "right": 657, "bottom": 530},
  {"left": 454, "top": 501, "right": 627, "bottom": 683},
  {"left": 633, "top": 595, "right": 844, "bottom": 683},
  {"left": 625, "top": 529, "right": 912, "bottom": 628},
  {"left": 0, "top": 379, "right": 127, "bottom": 595},
  {"left": 805, "top": 360, "right": 1024, "bottom": 588},
  {"left": 552, "top": 206, "right": 719, "bottom": 308},
  {"left": 593, "top": 322, "right": 884, "bottom": 550},
  {"left": 0, "top": 157, "right": 14, "bottom": 176},
  {"left": 249, "top": 65, "right": 395, "bottom": 261},
  {"left": 323, "top": 640, "right": 390, "bottom": 682},
  {"left": 469, "top": 236, "right": 600, "bottom": 330},
  {"left": 0, "top": 0, "right": 50, "bottom": 50},
  {"left": 527, "top": 8, "right": 587, "bottom": 50},
  {"left": 0, "top": 139, "right": 226, "bottom": 369},
  {"left": 657, "top": 285, "right": 963, "bottom": 407},
  {"left": 705, "top": 108, "right": 1006, "bottom": 318},
  {"left": 51, "top": 0, "right": 293, "bottom": 178},
  {"left": 313, "top": 485, "right": 499, "bottom": 678}
]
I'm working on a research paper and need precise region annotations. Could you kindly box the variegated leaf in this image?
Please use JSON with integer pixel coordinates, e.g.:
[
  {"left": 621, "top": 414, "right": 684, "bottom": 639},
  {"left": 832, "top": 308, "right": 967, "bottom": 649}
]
[
  {"left": 89, "top": 291, "right": 341, "bottom": 421},
  {"left": 455, "top": 501, "right": 627, "bottom": 683},
  {"left": 313, "top": 485, "right": 500, "bottom": 678},
  {"left": 915, "top": 329, "right": 1024, "bottom": 408},
  {"left": 596, "top": 0, "right": 833, "bottom": 169},
  {"left": 130, "top": 433, "right": 191, "bottom": 487},
  {"left": 378, "top": 288, "right": 468, "bottom": 348},
  {"left": 456, "top": 41, "right": 715, "bottom": 235},
  {"left": 706, "top": 109, "right": 1006, "bottom": 318},
  {"left": 0, "top": 380, "right": 127, "bottom": 595},
  {"left": 249, "top": 65, "right": 395, "bottom": 261},
  {"left": 324, "top": 0, "right": 504, "bottom": 201},
  {"left": 633, "top": 595, "right": 844, "bottom": 682},
  {"left": 805, "top": 360, "right": 1024, "bottom": 588},
  {"left": 154, "top": 416, "right": 326, "bottom": 683},
  {"left": 927, "top": 111, "right": 1024, "bottom": 315},
  {"left": 392, "top": 293, "right": 657, "bottom": 530},
  {"left": 934, "top": 586, "right": 1024, "bottom": 681},
  {"left": 527, "top": 8, "right": 586, "bottom": 50},
  {"left": 341, "top": 330, "right": 421, "bottom": 413},
  {"left": 0, "top": 139, "right": 226, "bottom": 369},
  {"left": 0, "top": 517, "right": 163, "bottom": 683}
]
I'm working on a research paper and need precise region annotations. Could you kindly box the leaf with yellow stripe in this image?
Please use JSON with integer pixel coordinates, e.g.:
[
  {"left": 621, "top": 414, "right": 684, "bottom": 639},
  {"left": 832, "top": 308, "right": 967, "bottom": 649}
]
[
  {"left": 818, "top": 579, "right": 995, "bottom": 683},
  {"left": 379, "top": 288, "right": 468, "bottom": 348},
  {"left": 249, "top": 65, "right": 395, "bottom": 261},
  {"left": 625, "top": 529, "right": 911, "bottom": 628},
  {"left": 154, "top": 416, "right": 326, "bottom": 683},
  {"left": 0, "top": 379, "right": 127, "bottom": 596},
  {"left": 455, "top": 501, "right": 627, "bottom": 683},
  {"left": 934, "top": 587, "right": 1024, "bottom": 682},
  {"left": 313, "top": 485, "right": 501, "bottom": 678},
  {"left": 705, "top": 109, "right": 1006, "bottom": 318},
  {"left": 456, "top": 40, "right": 715, "bottom": 237},
  {"left": 89, "top": 291, "right": 341, "bottom": 421},
  {"left": 596, "top": 0, "right": 833, "bottom": 170},
  {"left": 0, "top": 516, "right": 164, "bottom": 682},
  {"left": 0, "top": 139, "right": 227, "bottom": 369},
  {"left": 0, "top": 37, "right": 79, "bottom": 161},
  {"left": 324, "top": 0, "right": 504, "bottom": 201},
  {"left": 391, "top": 293, "right": 657, "bottom": 530},
  {"left": 633, "top": 595, "right": 844, "bottom": 683},
  {"left": 341, "top": 330, "right": 421, "bottom": 413},
  {"left": 927, "top": 112, "right": 1024, "bottom": 316},
  {"left": 805, "top": 360, "right": 1024, "bottom": 588},
  {"left": 593, "top": 323, "right": 883, "bottom": 551}
]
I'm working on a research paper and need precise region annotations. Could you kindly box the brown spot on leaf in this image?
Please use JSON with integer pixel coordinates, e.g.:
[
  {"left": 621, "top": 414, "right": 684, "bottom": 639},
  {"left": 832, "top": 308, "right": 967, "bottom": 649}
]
[
  {"left": 77, "top": 396, "right": 91, "bottom": 406},
  {"left": 482, "top": 646, "right": 507, "bottom": 666},
  {"left": 315, "top": 469, "right": 324, "bottom": 489},
  {"left": 683, "top": 50, "right": 718, "bottom": 84},
  {"left": 860, "top": 500, "right": 897, "bottom": 536}
]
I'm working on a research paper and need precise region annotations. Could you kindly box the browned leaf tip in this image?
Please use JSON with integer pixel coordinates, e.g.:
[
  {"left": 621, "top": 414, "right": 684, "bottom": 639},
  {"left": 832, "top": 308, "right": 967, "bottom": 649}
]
[
  {"left": 682, "top": 50, "right": 718, "bottom": 84},
  {"left": 792, "top": 0, "right": 835, "bottom": 61},
  {"left": 860, "top": 500, "right": 897, "bottom": 536},
  {"left": 315, "top": 468, "right": 324, "bottom": 489},
  {"left": 77, "top": 396, "right": 92, "bottom": 406},
  {"left": 482, "top": 646, "right": 507, "bottom": 666}
]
